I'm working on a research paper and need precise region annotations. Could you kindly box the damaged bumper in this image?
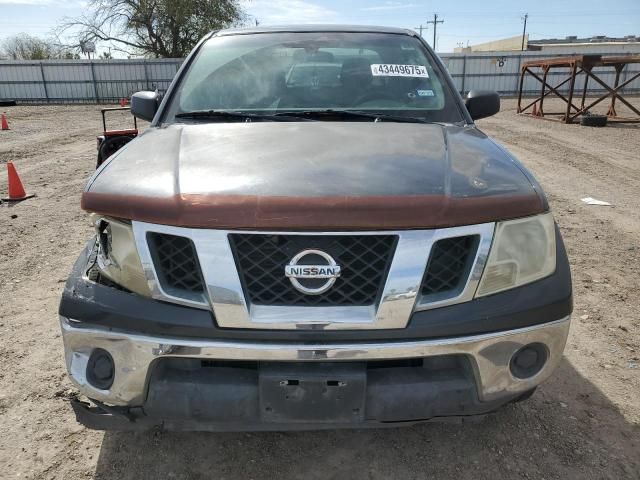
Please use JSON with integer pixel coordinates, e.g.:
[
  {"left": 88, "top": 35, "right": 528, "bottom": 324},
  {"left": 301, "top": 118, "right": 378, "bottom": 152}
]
[{"left": 60, "top": 315, "right": 570, "bottom": 431}]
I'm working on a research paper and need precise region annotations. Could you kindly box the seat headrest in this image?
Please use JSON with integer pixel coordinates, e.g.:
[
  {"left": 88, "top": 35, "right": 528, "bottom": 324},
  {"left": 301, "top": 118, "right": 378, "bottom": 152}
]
[{"left": 340, "top": 57, "right": 372, "bottom": 88}]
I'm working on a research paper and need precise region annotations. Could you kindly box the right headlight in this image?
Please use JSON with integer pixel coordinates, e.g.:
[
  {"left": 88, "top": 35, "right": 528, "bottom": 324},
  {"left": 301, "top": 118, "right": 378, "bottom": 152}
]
[
  {"left": 90, "top": 215, "right": 151, "bottom": 297},
  {"left": 476, "top": 212, "right": 556, "bottom": 297}
]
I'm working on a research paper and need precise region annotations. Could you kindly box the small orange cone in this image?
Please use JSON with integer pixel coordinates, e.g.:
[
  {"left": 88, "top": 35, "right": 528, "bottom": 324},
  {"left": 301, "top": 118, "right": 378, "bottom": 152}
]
[
  {"left": 1, "top": 113, "right": 8, "bottom": 130},
  {"left": 3, "top": 162, "right": 35, "bottom": 202}
]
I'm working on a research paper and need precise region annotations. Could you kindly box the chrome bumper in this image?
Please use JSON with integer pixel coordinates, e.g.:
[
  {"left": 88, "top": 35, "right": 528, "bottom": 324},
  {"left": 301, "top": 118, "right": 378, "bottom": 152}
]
[{"left": 60, "top": 315, "right": 571, "bottom": 406}]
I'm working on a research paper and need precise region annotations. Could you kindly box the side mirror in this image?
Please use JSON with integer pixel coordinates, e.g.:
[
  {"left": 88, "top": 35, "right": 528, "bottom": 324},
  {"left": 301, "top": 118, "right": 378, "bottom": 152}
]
[
  {"left": 130, "top": 91, "right": 160, "bottom": 122},
  {"left": 465, "top": 90, "right": 500, "bottom": 120}
]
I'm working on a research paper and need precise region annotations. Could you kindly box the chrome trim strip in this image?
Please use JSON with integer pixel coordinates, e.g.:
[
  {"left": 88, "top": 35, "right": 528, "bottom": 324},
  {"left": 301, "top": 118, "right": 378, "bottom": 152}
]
[
  {"left": 131, "top": 222, "right": 495, "bottom": 330},
  {"left": 60, "top": 315, "right": 571, "bottom": 406},
  {"left": 249, "top": 304, "right": 374, "bottom": 326}
]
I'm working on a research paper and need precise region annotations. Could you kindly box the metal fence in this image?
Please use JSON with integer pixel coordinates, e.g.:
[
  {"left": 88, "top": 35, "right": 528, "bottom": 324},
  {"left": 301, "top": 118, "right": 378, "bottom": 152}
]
[
  {"left": 441, "top": 51, "right": 640, "bottom": 96},
  {"left": 1, "top": 51, "right": 639, "bottom": 103},
  {"left": 0, "top": 58, "right": 182, "bottom": 103}
]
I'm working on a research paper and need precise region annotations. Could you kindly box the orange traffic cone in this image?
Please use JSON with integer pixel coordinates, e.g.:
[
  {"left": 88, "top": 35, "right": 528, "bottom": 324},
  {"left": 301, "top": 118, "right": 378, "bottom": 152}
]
[
  {"left": 3, "top": 162, "right": 35, "bottom": 202},
  {"left": 1, "top": 113, "right": 8, "bottom": 130}
]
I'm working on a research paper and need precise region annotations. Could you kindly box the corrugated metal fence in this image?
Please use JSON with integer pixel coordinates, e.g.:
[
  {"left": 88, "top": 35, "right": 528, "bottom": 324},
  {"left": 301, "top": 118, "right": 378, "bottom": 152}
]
[
  {"left": 0, "top": 51, "right": 638, "bottom": 103},
  {"left": 0, "top": 59, "right": 181, "bottom": 103},
  {"left": 441, "top": 51, "right": 640, "bottom": 96}
]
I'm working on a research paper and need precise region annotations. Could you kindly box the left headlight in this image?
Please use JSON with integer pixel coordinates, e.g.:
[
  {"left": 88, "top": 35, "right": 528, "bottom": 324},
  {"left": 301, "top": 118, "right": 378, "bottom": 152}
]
[
  {"left": 476, "top": 212, "right": 556, "bottom": 297},
  {"left": 92, "top": 216, "right": 151, "bottom": 297}
]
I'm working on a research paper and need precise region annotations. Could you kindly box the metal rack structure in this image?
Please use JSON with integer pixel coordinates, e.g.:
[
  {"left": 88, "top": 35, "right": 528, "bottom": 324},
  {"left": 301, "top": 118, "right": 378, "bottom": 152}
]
[{"left": 517, "top": 54, "right": 640, "bottom": 123}]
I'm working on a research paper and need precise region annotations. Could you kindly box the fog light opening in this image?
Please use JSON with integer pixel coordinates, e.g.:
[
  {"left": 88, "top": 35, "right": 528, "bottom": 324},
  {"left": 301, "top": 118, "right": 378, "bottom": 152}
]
[
  {"left": 86, "top": 348, "right": 115, "bottom": 390},
  {"left": 510, "top": 343, "right": 548, "bottom": 379}
]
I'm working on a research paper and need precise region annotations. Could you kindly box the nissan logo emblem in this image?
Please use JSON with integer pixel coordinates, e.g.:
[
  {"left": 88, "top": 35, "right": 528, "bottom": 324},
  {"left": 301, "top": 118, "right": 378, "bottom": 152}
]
[{"left": 284, "top": 249, "right": 341, "bottom": 295}]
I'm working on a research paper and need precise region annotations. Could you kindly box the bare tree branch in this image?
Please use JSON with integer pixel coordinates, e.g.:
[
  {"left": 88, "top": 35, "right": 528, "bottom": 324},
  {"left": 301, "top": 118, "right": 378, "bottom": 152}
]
[{"left": 57, "top": 0, "right": 247, "bottom": 58}]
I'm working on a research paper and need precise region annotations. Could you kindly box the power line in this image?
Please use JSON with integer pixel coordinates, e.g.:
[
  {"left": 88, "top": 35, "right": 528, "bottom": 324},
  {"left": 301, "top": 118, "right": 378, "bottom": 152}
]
[
  {"left": 414, "top": 24, "right": 427, "bottom": 37},
  {"left": 426, "top": 13, "right": 444, "bottom": 50}
]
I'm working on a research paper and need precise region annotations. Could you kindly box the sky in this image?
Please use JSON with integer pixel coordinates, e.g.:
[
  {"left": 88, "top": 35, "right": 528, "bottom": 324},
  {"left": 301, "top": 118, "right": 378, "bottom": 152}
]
[{"left": 0, "top": 0, "right": 638, "bottom": 54}]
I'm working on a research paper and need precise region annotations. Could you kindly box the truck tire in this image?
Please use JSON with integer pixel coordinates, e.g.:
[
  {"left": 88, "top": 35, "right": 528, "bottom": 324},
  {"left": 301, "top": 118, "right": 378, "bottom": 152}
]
[
  {"left": 98, "top": 136, "right": 133, "bottom": 167},
  {"left": 580, "top": 114, "right": 607, "bottom": 127}
]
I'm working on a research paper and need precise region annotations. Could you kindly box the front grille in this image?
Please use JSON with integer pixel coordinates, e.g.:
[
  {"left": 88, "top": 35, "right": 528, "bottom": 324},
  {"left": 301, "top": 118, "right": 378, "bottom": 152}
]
[
  {"left": 420, "top": 235, "right": 479, "bottom": 299},
  {"left": 147, "top": 233, "right": 205, "bottom": 297},
  {"left": 229, "top": 234, "right": 397, "bottom": 307}
]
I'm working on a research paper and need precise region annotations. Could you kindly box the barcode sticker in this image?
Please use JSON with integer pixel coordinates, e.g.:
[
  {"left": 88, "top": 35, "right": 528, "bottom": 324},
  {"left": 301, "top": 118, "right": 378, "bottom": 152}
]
[{"left": 371, "top": 64, "right": 429, "bottom": 77}]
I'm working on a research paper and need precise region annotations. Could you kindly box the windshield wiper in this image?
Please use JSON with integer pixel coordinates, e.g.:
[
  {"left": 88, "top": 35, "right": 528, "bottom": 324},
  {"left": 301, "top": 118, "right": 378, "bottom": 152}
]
[
  {"left": 273, "top": 109, "right": 431, "bottom": 124},
  {"left": 175, "top": 109, "right": 436, "bottom": 124},
  {"left": 175, "top": 110, "right": 310, "bottom": 122}
]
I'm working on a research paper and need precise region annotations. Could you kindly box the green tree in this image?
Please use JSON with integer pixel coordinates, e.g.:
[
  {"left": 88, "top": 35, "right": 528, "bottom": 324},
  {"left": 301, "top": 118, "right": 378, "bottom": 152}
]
[
  {"left": 60, "top": 0, "right": 246, "bottom": 58},
  {"left": 1, "top": 33, "right": 76, "bottom": 60}
]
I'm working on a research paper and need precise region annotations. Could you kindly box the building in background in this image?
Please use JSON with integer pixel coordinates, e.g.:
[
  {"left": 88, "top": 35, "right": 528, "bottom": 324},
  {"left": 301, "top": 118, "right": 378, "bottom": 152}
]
[
  {"left": 454, "top": 34, "right": 528, "bottom": 53},
  {"left": 454, "top": 34, "right": 640, "bottom": 55}
]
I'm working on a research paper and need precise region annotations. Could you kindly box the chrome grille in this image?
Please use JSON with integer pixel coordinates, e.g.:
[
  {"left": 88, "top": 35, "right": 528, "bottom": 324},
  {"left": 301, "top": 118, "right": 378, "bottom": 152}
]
[
  {"left": 420, "top": 235, "right": 479, "bottom": 299},
  {"left": 147, "top": 233, "right": 205, "bottom": 297},
  {"left": 229, "top": 234, "right": 397, "bottom": 306}
]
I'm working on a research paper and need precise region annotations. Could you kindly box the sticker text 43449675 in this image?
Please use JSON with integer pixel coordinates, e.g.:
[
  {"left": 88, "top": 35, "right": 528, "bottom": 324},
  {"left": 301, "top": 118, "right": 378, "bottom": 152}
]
[{"left": 371, "top": 64, "right": 429, "bottom": 78}]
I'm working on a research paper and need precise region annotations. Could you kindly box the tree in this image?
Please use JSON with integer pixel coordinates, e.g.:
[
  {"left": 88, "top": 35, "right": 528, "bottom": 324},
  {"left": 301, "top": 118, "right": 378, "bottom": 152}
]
[
  {"left": 1, "top": 33, "right": 77, "bottom": 60},
  {"left": 62, "top": 52, "right": 82, "bottom": 59},
  {"left": 2, "top": 34, "right": 54, "bottom": 60},
  {"left": 60, "top": 0, "right": 246, "bottom": 58}
]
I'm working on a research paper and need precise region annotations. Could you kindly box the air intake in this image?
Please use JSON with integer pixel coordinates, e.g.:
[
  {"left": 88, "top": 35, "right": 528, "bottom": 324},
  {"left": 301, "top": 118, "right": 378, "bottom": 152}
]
[
  {"left": 420, "top": 235, "right": 479, "bottom": 301},
  {"left": 147, "top": 233, "right": 206, "bottom": 301}
]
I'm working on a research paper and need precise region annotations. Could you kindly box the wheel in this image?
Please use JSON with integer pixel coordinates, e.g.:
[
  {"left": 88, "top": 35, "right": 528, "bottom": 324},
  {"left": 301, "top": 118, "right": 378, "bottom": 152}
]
[
  {"left": 580, "top": 114, "right": 607, "bottom": 127},
  {"left": 98, "top": 135, "right": 134, "bottom": 165}
]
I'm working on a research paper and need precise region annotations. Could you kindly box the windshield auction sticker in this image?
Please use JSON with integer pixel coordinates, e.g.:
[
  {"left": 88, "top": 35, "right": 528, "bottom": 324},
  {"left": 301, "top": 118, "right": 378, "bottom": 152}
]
[{"left": 371, "top": 64, "right": 429, "bottom": 77}]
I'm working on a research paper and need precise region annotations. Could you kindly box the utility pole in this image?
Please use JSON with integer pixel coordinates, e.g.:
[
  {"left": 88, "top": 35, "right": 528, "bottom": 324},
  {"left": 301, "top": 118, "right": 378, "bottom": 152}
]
[
  {"left": 521, "top": 13, "right": 528, "bottom": 51},
  {"left": 427, "top": 14, "right": 444, "bottom": 51},
  {"left": 415, "top": 25, "right": 426, "bottom": 37}
]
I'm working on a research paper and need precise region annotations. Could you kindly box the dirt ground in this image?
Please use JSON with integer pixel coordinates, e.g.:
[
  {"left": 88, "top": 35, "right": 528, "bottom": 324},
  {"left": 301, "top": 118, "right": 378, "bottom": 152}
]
[{"left": 0, "top": 100, "right": 639, "bottom": 479}]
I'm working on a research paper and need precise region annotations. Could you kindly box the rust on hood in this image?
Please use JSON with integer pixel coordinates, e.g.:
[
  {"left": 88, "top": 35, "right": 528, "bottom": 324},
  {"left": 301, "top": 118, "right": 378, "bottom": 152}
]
[{"left": 81, "top": 192, "right": 544, "bottom": 230}]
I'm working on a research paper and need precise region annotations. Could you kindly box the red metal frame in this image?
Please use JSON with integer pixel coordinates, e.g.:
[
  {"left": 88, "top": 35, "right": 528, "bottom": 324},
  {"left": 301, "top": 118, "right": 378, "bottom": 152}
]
[
  {"left": 104, "top": 128, "right": 138, "bottom": 137},
  {"left": 517, "top": 55, "right": 640, "bottom": 124},
  {"left": 101, "top": 106, "right": 139, "bottom": 136}
]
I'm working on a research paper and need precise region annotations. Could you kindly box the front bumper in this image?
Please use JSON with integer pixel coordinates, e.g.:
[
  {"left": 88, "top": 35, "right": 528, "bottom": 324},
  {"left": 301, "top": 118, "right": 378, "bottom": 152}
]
[{"left": 61, "top": 315, "right": 570, "bottom": 429}]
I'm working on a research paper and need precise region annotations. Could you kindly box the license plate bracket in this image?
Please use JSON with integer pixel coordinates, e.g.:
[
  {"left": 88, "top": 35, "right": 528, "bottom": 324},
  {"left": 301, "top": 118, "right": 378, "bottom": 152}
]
[{"left": 259, "top": 363, "right": 366, "bottom": 423}]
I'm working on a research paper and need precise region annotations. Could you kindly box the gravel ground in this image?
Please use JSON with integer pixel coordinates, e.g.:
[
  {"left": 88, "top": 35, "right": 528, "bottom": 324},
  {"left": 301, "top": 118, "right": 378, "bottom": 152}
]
[{"left": 0, "top": 100, "right": 639, "bottom": 479}]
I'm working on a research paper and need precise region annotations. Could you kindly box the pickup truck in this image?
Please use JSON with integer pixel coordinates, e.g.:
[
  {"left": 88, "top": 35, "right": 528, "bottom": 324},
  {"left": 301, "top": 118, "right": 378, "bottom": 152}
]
[{"left": 59, "top": 25, "right": 572, "bottom": 431}]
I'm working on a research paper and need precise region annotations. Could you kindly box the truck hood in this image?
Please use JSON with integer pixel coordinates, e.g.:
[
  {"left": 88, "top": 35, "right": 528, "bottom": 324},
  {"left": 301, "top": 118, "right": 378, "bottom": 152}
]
[{"left": 82, "top": 122, "right": 546, "bottom": 230}]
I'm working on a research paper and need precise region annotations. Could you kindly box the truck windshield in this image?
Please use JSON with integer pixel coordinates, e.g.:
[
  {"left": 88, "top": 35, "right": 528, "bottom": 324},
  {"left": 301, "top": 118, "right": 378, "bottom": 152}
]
[{"left": 164, "top": 31, "right": 464, "bottom": 124}]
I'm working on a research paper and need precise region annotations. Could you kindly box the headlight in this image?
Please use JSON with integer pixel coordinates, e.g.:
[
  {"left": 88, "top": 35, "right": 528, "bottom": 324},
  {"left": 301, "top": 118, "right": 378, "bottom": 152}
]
[
  {"left": 92, "top": 216, "right": 151, "bottom": 297},
  {"left": 476, "top": 213, "right": 556, "bottom": 297}
]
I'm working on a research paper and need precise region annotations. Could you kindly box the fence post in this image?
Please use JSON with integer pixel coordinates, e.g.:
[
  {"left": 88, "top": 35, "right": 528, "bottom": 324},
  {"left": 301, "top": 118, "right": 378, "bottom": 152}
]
[
  {"left": 89, "top": 61, "right": 100, "bottom": 104},
  {"left": 39, "top": 62, "right": 50, "bottom": 103},
  {"left": 515, "top": 54, "right": 523, "bottom": 95},
  {"left": 461, "top": 55, "right": 467, "bottom": 95},
  {"left": 143, "top": 60, "right": 150, "bottom": 91}
]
